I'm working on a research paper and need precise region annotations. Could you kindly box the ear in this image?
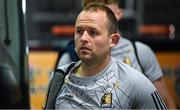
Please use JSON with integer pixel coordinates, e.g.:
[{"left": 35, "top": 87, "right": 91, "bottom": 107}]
[{"left": 110, "top": 33, "right": 120, "bottom": 47}]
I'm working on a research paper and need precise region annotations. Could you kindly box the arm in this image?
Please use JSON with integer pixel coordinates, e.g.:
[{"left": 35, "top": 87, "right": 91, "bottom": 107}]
[
  {"left": 136, "top": 42, "right": 176, "bottom": 109},
  {"left": 131, "top": 73, "right": 167, "bottom": 109},
  {"left": 153, "top": 77, "right": 177, "bottom": 109}
]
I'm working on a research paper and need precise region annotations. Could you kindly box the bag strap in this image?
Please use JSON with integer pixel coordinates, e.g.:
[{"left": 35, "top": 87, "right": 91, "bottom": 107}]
[
  {"left": 44, "top": 62, "right": 76, "bottom": 109},
  {"left": 131, "top": 41, "right": 145, "bottom": 74}
]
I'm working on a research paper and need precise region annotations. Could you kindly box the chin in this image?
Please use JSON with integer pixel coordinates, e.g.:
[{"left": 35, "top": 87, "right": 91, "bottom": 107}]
[{"left": 79, "top": 56, "right": 92, "bottom": 62}]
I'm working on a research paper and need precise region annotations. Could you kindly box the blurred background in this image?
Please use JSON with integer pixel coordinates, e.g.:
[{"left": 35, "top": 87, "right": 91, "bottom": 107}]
[{"left": 0, "top": 0, "right": 180, "bottom": 109}]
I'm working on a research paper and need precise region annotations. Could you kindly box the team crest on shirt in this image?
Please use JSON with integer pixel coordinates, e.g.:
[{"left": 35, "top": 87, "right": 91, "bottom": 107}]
[
  {"left": 101, "top": 93, "right": 112, "bottom": 108},
  {"left": 123, "top": 56, "right": 132, "bottom": 65}
]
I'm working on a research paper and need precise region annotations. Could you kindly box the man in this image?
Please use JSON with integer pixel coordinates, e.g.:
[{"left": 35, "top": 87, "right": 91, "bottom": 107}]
[
  {"left": 57, "top": 0, "right": 176, "bottom": 108},
  {"left": 50, "top": 3, "right": 167, "bottom": 109}
]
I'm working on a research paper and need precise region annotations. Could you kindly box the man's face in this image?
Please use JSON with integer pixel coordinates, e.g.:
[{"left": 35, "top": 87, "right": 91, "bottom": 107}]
[{"left": 75, "top": 10, "right": 112, "bottom": 63}]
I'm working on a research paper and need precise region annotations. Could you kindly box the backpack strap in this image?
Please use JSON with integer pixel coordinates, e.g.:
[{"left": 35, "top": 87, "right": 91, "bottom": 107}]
[
  {"left": 44, "top": 62, "right": 76, "bottom": 109},
  {"left": 131, "top": 41, "right": 145, "bottom": 74}
]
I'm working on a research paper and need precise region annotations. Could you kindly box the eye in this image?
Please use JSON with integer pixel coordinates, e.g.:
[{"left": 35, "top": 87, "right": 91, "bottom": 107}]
[
  {"left": 89, "top": 30, "right": 98, "bottom": 36},
  {"left": 76, "top": 29, "right": 84, "bottom": 35}
]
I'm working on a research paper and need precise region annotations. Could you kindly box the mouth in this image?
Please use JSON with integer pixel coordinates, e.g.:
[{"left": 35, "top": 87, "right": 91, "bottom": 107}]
[
  {"left": 81, "top": 46, "right": 89, "bottom": 50},
  {"left": 79, "top": 46, "right": 90, "bottom": 52}
]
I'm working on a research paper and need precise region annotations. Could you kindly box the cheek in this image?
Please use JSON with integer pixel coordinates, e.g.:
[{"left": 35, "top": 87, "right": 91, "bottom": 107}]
[
  {"left": 74, "top": 36, "right": 80, "bottom": 46},
  {"left": 94, "top": 38, "right": 110, "bottom": 51}
]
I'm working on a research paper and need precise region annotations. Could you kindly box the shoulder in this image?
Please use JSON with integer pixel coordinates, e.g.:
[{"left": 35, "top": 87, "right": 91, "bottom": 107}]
[
  {"left": 120, "top": 37, "right": 132, "bottom": 45},
  {"left": 111, "top": 57, "right": 146, "bottom": 80},
  {"left": 135, "top": 41, "right": 152, "bottom": 51},
  {"left": 134, "top": 41, "right": 163, "bottom": 81},
  {"left": 134, "top": 41, "right": 155, "bottom": 61},
  {"left": 111, "top": 57, "right": 156, "bottom": 92},
  {"left": 133, "top": 41, "right": 156, "bottom": 67}
]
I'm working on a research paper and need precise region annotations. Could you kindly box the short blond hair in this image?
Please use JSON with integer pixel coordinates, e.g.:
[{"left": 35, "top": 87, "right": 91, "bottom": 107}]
[{"left": 82, "top": 3, "right": 118, "bottom": 35}]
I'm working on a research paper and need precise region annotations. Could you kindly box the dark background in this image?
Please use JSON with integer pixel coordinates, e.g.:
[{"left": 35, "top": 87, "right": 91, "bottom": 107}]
[{"left": 26, "top": 0, "right": 180, "bottom": 51}]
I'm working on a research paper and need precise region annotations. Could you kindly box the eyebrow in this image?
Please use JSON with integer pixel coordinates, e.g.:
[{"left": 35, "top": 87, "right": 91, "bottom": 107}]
[{"left": 76, "top": 26, "right": 99, "bottom": 32}]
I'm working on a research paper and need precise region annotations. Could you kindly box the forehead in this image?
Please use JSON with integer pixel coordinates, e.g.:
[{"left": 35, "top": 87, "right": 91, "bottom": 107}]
[{"left": 75, "top": 10, "right": 107, "bottom": 27}]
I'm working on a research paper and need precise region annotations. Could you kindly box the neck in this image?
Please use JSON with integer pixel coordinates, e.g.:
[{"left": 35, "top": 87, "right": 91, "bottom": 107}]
[{"left": 76, "top": 56, "right": 111, "bottom": 77}]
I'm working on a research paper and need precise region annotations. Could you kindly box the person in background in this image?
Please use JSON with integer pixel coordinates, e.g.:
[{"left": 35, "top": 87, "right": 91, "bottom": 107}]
[
  {"left": 49, "top": 3, "right": 167, "bottom": 109},
  {"left": 57, "top": 0, "right": 176, "bottom": 109}
]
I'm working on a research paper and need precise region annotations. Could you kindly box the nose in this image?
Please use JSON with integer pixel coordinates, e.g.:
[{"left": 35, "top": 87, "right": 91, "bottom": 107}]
[{"left": 81, "top": 31, "right": 89, "bottom": 41}]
